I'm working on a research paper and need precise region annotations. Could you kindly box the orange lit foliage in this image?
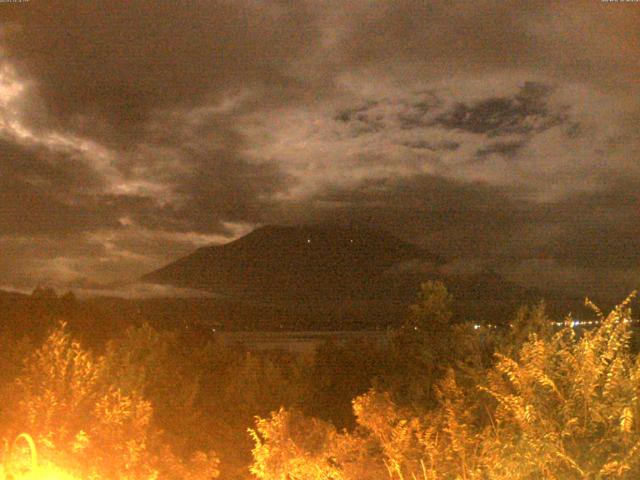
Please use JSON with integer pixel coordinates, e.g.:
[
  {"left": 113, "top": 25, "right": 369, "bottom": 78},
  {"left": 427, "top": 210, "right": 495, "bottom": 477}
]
[
  {"left": 251, "top": 295, "right": 640, "bottom": 479},
  {"left": 1, "top": 323, "right": 219, "bottom": 480},
  {"left": 101, "top": 322, "right": 309, "bottom": 480},
  {"left": 102, "top": 323, "right": 203, "bottom": 451},
  {"left": 250, "top": 408, "right": 380, "bottom": 480}
]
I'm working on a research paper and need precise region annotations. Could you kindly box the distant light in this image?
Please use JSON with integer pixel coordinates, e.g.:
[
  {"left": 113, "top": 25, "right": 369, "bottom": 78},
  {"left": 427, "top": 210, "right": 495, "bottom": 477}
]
[
  {"left": 307, "top": 238, "right": 311, "bottom": 243},
  {"left": 473, "top": 324, "right": 480, "bottom": 330}
]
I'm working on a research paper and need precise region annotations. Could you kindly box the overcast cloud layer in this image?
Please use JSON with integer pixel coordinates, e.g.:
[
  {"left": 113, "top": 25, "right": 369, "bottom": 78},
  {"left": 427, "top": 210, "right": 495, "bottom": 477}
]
[{"left": 0, "top": 0, "right": 639, "bottom": 299}]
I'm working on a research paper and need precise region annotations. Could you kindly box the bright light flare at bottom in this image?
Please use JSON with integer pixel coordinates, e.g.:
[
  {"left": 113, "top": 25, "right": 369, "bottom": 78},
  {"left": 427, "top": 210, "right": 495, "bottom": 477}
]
[
  {"left": 2, "top": 434, "right": 79, "bottom": 480},
  {"left": 4, "top": 465, "right": 79, "bottom": 480}
]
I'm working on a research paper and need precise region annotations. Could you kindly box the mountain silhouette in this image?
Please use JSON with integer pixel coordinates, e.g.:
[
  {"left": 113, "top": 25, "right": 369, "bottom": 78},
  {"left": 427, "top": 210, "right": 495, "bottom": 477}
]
[
  {"left": 142, "top": 225, "right": 580, "bottom": 329},
  {"left": 143, "top": 224, "right": 438, "bottom": 305},
  {"left": 0, "top": 289, "right": 27, "bottom": 300}
]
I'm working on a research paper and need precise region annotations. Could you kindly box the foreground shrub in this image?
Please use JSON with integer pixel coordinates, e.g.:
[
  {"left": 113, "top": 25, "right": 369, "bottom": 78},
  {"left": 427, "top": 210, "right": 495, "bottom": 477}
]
[
  {"left": 0, "top": 323, "right": 219, "bottom": 480},
  {"left": 250, "top": 408, "right": 382, "bottom": 480},
  {"left": 480, "top": 296, "right": 640, "bottom": 479},
  {"left": 251, "top": 294, "right": 640, "bottom": 479}
]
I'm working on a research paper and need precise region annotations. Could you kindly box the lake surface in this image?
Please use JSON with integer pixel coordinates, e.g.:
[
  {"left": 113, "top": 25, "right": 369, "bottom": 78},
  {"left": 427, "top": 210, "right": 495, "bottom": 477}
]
[{"left": 214, "top": 330, "right": 391, "bottom": 353}]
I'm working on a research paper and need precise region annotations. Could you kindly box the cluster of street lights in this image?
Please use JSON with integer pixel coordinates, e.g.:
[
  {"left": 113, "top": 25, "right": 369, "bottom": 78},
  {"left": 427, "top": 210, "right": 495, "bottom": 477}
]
[
  {"left": 553, "top": 318, "right": 637, "bottom": 328},
  {"left": 467, "top": 318, "right": 639, "bottom": 332}
]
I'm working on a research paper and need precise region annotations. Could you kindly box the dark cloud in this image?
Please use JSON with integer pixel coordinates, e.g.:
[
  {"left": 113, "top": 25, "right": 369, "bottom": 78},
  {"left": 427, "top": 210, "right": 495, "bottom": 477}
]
[
  {"left": 0, "top": 129, "right": 286, "bottom": 284},
  {"left": 476, "top": 141, "right": 523, "bottom": 159},
  {"left": 326, "top": 83, "right": 566, "bottom": 162},
  {"left": 539, "top": 181, "right": 640, "bottom": 270},
  {"left": 266, "top": 174, "right": 535, "bottom": 261},
  {"left": 262, "top": 170, "right": 640, "bottom": 300},
  {"left": 2, "top": 0, "right": 319, "bottom": 138},
  {"left": 435, "top": 83, "right": 564, "bottom": 137},
  {"left": 0, "top": 138, "right": 115, "bottom": 235},
  {"left": 0, "top": 137, "right": 104, "bottom": 192},
  {"left": 340, "top": 1, "right": 538, "bottom": 72},
  {"left": 0, "top": 1, "right": 638, "bottom": 295},
  {"left": 334, "top": 92, "right": 442, "bottom": 134},
  {"left": 336, "top": 0, "right": 640, "bottom": 89},
  {"left": 169, "top": 149, "right": 288, "bottom": 232},
  {"left": 402, "top": 140, "right": 459, "bottom": 152}
]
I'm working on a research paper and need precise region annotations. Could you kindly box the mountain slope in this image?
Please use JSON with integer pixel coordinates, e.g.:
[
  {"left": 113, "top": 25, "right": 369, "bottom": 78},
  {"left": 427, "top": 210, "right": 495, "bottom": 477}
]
[
  {"left": 143, "top": 224, "right": 437, "bottom": 304},
  {"left": 0, "top": 289, "right": 28, "bottom": 301},
  {"left": 142, "top": 225, "right": 578, "bottom": 329}
]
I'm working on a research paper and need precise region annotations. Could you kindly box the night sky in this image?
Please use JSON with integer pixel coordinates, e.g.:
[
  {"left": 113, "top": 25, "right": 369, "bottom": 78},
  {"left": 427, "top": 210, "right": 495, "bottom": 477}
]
[{"left": 0, "top": 1, "right": 639, "bottom": 298}]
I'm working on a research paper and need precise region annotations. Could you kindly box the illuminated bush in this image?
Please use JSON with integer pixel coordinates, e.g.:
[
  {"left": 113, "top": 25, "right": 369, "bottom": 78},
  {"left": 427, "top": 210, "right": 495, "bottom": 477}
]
[
  {"left": 250, "top": 408, "right": 382, "bottom": 480},
  {"left": 479, "top": 295, "right": 640, "bottom": 479},
  {"left": 251, "top": 294, "right": 640, "bottom": 479},
  {"left": 0, "top": 323, "right": 219, "bottom": 480}
]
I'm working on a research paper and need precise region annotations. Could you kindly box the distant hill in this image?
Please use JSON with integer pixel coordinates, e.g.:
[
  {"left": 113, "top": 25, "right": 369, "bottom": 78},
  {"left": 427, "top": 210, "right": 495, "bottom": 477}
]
[
  {"left": 141, "top": 225, "right": 588, "bottom": 329},
  {"left": 0, "top": 289, "right": 28, "bottom": 300},
  {"left": 143, "top": 224, "right": 438, "bottom": 305}
]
